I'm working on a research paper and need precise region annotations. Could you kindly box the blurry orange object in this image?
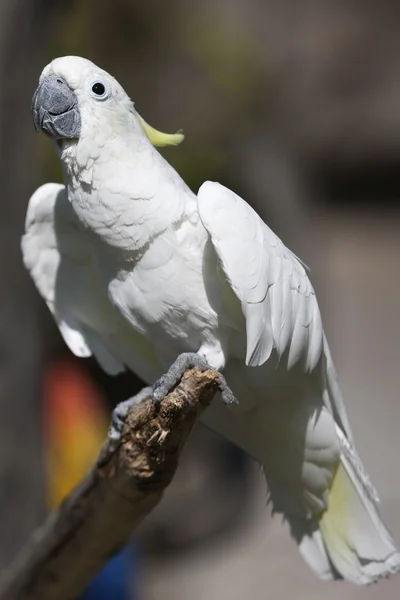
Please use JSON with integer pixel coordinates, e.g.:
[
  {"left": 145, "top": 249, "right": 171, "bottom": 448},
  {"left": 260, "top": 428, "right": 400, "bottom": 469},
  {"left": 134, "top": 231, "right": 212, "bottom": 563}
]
[{"left": 44, "top": 358, "right": 109, "bottom": 509}]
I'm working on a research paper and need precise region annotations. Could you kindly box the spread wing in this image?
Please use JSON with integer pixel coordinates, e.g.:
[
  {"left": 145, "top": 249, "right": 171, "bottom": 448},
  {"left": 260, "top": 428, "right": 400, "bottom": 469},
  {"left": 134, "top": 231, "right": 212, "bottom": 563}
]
[
  {"left": 22, "top": 182, "right": 125, "bottom": 374},
  {"left": 197, "top": 181, "right": 357, "bottom": 443},
  {"left": 197, "top": 181, "right": 324, "bottom": 371},
  {"left": 22, "top": 183, "right": 169, "bottom": 384}
]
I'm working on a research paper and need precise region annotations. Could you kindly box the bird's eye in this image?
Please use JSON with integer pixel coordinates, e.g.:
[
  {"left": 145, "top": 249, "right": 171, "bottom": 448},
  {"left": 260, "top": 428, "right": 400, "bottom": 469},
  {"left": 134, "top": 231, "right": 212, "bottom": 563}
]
[
  {"left": 92, "top": 82, "right": 105, "bottom": 96},
  {"left": 90, "top": 80, "right": 110, "bottom": 100}
]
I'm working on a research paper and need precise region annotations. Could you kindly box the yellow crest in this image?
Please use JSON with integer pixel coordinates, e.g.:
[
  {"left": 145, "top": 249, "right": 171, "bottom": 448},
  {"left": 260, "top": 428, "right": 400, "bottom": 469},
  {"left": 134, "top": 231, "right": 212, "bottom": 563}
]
[{"left": 137, "top": 114, "right": 184, "bottom": 147}]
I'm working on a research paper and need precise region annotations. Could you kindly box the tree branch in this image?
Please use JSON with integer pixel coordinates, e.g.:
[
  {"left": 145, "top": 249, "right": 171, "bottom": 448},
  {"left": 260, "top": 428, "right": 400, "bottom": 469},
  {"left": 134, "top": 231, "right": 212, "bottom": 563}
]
[{"left": 0, "top": 367, "right": 219, "bottom": 600}]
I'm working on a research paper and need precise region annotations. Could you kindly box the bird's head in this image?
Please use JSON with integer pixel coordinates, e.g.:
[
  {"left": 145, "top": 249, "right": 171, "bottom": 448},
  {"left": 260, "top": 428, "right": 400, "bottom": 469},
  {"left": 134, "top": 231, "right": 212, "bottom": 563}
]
[{"left": 32, "top": 56, "right": 184, "bottom": 148}]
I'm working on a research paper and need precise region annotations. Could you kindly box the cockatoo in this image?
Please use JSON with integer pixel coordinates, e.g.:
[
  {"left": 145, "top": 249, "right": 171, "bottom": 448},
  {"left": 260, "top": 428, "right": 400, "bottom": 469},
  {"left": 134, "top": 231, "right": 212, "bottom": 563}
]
[{"left": 23, "top": 56, "right": 400, "bottom": 585}]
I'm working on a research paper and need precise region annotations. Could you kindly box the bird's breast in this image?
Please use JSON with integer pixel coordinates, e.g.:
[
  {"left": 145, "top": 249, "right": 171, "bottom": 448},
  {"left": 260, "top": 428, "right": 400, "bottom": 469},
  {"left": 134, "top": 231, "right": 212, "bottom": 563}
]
[{"left": 99, "top": 229, "right": 222, "bottom": 366}]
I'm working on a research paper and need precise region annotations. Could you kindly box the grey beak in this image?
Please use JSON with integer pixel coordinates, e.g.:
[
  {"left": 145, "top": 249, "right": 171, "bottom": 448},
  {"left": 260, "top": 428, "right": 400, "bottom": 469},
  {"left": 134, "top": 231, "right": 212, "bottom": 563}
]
[{"left": 32, "top": 75, "right": 81, "bottom": 139}]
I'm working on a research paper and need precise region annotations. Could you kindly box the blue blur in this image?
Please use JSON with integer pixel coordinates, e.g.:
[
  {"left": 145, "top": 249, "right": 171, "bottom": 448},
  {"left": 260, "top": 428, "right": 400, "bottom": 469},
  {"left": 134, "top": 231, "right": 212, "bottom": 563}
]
[{"left": 80, "top": 543, "right": 139, "bottom": 600}]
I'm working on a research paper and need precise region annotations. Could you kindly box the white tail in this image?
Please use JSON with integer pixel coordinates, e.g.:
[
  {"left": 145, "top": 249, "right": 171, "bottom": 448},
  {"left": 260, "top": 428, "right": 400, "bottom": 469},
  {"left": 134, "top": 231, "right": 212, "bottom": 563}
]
[{"left": 277, "top": 425, "right": 400, "bottom": 584}]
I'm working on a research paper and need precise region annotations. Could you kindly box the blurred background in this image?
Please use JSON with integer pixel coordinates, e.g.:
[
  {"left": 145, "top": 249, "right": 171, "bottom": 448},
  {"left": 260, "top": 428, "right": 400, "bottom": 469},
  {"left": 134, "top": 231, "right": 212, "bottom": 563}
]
[{"left": 1, "top": 1, "right": 400, "bottom": 598}]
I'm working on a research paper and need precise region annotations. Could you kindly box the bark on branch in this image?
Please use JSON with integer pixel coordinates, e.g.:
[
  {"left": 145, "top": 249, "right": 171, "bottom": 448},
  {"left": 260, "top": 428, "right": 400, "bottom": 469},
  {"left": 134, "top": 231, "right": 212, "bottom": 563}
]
[{"left": 0, "top": 367, "right": 219, "bottom": 600}]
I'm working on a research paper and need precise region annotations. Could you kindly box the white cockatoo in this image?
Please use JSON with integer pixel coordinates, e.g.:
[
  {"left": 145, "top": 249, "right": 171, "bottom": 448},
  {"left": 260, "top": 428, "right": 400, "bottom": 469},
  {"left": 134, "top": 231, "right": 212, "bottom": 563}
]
[{"left": 23, "top": 56, "right": 400, "bottom": 585}]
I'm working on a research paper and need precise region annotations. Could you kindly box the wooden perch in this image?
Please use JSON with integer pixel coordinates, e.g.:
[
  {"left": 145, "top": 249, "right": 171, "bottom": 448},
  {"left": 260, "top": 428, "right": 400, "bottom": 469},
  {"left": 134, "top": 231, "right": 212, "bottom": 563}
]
[{"left": 0, "top": 367, "right": 219, "bottom": 600}]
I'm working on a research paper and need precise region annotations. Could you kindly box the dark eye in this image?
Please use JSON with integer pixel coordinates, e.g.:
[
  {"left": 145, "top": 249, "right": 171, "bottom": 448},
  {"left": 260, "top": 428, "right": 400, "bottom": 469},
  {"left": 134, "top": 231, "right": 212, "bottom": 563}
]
[
  {"left": 92, "top": 82, "right": 105, "bottom": 96},
  {"left": 89, "top": 79, "right": 111, "bottom": 100}
]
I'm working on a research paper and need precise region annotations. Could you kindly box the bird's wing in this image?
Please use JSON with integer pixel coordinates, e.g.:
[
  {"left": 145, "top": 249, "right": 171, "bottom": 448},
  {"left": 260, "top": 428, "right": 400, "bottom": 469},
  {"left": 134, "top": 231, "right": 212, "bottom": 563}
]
[
  {"left": 22, "top": 182, "right": 124, "bottom": 375},
  {"left": 197, "top": 180, "right": 356, "bottom": 440},
  {"left": 197, "top": 180, "right": 323, "bottom": 371}
]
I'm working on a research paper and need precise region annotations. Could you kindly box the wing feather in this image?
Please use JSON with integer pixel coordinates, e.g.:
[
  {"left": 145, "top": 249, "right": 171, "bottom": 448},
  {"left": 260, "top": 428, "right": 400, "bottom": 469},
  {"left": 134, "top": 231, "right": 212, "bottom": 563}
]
[
  {"left": 22, "top": 183, "right": 125, "bottom": 375},
  {"left": 197, "top": 181, "right": 323, "bottom": 370}
]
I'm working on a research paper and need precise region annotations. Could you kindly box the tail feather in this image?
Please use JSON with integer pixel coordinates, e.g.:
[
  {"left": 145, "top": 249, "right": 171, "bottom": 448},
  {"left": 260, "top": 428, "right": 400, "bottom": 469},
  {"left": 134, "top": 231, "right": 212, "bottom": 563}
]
[
  {"left": 290, "top": 517, "right": 339, "bottom": 581},
  {"left": 268, "top": 425, "right": 400, "bottom": 584},
  {"left": 318, "top": 426, "right": 400, "bottom": 584}
]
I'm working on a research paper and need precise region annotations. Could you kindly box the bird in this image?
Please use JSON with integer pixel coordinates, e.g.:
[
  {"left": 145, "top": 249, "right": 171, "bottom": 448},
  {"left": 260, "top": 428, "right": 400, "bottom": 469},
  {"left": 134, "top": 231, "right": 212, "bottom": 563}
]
[{"left": 23, "top": 55, "right": 400, "bottom": 585}]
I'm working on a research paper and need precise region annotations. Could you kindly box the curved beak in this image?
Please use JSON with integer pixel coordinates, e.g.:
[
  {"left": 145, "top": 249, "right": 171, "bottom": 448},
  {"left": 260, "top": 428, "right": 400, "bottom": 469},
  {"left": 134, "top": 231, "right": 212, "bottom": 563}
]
[{"left": 32, "top": 75, "right": 81, "bottom": 139}]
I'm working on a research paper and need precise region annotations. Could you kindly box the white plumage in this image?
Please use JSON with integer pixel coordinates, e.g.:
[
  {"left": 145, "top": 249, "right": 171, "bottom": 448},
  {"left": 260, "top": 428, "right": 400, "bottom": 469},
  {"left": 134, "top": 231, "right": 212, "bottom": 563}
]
[
  {"left": 198, "top": 181, "right": 323, "bottom": 370},
  {"left": 23, "top": 56, "right": 400, "bottom": 585}
]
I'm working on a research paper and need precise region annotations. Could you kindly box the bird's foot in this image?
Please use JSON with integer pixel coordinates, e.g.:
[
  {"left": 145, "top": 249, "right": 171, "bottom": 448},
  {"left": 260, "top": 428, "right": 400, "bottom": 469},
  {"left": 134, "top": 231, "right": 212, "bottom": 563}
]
[
  {"left": 152, "top": 352, "right": 237, "bottom": 406},
  {"left": 108, "top": 386, "right": 152, "bottom": 443}
]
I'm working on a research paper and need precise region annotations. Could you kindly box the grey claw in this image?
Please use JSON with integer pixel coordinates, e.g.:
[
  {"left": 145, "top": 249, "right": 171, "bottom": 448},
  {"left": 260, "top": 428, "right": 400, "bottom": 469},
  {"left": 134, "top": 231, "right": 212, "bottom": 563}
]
[
  {"left": 108, "top": 386, "right": 152, "bottom": 443},
  {"left": 151, "top": 352, "right": 238, "bottom": 406},
  {"left": 216, "top": 372, "right": 237, "bottom": 406}
]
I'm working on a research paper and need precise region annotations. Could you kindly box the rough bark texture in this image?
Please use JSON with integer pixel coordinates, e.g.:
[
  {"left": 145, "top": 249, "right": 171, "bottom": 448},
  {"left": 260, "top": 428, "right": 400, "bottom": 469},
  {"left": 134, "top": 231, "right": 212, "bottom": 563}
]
[{"left": 0, "top": 367, "right": 219, "bottom": 600}]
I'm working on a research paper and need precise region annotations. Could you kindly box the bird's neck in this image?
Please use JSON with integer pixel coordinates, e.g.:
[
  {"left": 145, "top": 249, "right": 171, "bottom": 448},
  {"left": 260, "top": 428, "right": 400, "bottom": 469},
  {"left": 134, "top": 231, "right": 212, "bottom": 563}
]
[{"left": 60, "top": 135, "right": 192, "bottom": 257}]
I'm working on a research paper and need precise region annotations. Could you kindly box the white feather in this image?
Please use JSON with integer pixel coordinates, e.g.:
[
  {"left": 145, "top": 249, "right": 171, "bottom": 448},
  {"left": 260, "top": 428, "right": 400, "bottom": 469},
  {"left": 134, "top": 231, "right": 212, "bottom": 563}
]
[
  {"left": 22, "top": 182, "right": 161, "bottom": 379},
  {"left": 197, "top": 181, "right": 323, "bottom": 370}
]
